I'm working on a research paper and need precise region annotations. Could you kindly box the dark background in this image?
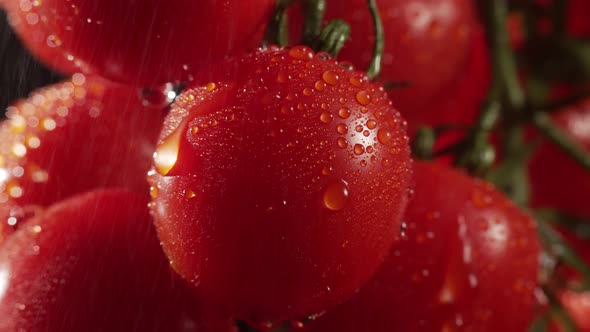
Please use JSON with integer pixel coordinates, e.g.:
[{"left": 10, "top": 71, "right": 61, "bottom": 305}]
[{"left": 0, "top": 9, "right": 62, "bottom": 114}]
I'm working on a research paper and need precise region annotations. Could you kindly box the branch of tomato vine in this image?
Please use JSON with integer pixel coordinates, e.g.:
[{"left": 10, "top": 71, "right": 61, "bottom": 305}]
[
  {"left": 533, "top": 112, "right": 590, "bottom": 172},
  {"left": 263, "top": 0, "right": 296, "bottom": 47},
  {"left": 314, "top": 20, "right": 350, "bottom": 57},
  {"left": 366, "top": 0, "right": 383, "bottom": 80},
  {"left": 301, "top": 0, "right": 327, "bottom": 45}
]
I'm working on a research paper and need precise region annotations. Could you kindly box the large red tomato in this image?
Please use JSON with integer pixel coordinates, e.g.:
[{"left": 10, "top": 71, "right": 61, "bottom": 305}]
[
  {"left": 4, "top": 0, "right": 273, "bottom": 86},
  {"left": 0, "top": 75, "right": 164, "bottom": 240},
  {"left": 149, "top": 46, "right": 412, "bottom": 323},
  {"left": 300, "top": 161, "right": 541, "bottom": 332},
  {"left": 0, "top": 189, "right": 235, "bottom": 331},
  {"left": 313, "top": 0, "right": 476, "bottom": 127},
  {"left": 529, "top": 98, "right": 590, "bottom": 217}
]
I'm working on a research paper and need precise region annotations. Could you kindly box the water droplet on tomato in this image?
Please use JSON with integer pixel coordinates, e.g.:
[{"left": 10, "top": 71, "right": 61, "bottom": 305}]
[
  {"left": 149, "top": 186, "right": 158, "bottom": 199},
  {"left": 354, "top": 144, "right": 365, "bottom": 155},
  {"left": 336, "top": 123, "right": 348, "bottom": 134},
  {"left": 323, "top": 179, "right": 349, "bottom": 211},
  {"left": 378, "top": 128, "right": 392, "bottom": 144},
  {"left": 322, "top": 71, "right": 339, "bottom": 85},
  {"left": 288, "top": 46, "right": 314, "bottom": 60},
  {"left": 356, "top": 91, "right": 371, "bottom": 106},
  {"left": 314, "top": 81, "right": 326, "bottom": 91},
  {"left": 154, "top": 122, "right": 186, "bottom": 176},
  {"left": 320, "top": 112, "right": 333, "bottom": 124},
  {"left": 338, "top": 107, "right": 351, "bottom": 119},
  {"left": 337, "top": 137, "right": 347, "bottom": 149}
]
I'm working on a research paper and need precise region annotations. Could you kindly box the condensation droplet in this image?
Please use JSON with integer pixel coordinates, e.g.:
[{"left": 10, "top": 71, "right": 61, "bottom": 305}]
[
  {"left": 338, "top": 107, "right": 351, "bottom": 119},
  {"left": 320, "top": 112, "right": 333, "bottom": 124},
  {"left": 354, "top": 144, "right": 365, "bottom": 155},
  {"left": 336, "top": 123, "right": 348, "bottom": 134},
  {"left": 378, "top": 128, "right": 392, "bottom": 144},
  {"left": 153, "top": 123, "right": 185, "bottom": 176},
  {"left": 356, "top": 91, "right": 371, "bottom": 106},
  {"left": 322, "top": 71, "right": 339, "bottom": 85},
  {"left": 322, "top": 179, "right": 349, "bottom": 211}
]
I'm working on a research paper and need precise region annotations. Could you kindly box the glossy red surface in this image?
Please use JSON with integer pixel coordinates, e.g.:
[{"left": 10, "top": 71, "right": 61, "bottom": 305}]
[
  {"left": 5, "top": 0, "right": 273, "bottom": 86},
  {"left": 0, "top": 75, "right": 164, "bottom": 240},
  {"left": 529, "top": 98, "right": 590, "bottom": 217},
  {"left": 301, "top": 162, "right": 541, "bottom": 332},
  {"left": 0, "top": 189, "right": 236, "bottom": 331},
  {"left": 149, "top": 46, "right": 413, "bottom": 323}
]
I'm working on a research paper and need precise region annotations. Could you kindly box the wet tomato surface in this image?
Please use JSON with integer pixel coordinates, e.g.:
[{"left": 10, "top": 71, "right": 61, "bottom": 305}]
[
  {"left": 148, "top": 46, "right": 413, "bottom": 323},
  {"left": 301, "top": 161, "right": 541, "bottom": 332}
]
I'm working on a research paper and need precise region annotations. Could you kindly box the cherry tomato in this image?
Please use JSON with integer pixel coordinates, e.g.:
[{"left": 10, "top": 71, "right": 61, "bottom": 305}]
[
  {"left": 566, "top": 0, "right": 590, "bottom": 37},
  {"left": 4, "top": 0, "right": 273, "bottom": 86},
  {"left": 300, "top": 161, "right": 541, "bottom": 332},
  {"left": 300, "top": 0, "right": 476, "bottom": 127},
  {"left": 148, "top": 46, "right": 412, "bottom": 323},
  {"left": 0, "top": 75, "right": 164, "bottom": 240},
  {"left": 529, "top": 98, "right": 590, "bottom": 217},
  {"left": 557, "top": 291, "right": 590, "bottom": 331},
  {"left": 0, "top": 189, "right": 236, "bottom": 331},
  {"left": 431, "top": 27, "right": 491, "bottom": 130},
  {"left": 548, "top": 230, "right": 590, "bottom": 332}
]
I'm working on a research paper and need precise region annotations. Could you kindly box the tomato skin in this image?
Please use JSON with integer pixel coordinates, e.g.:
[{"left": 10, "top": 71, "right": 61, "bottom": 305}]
[
  {"left": 529, "top": 99, "right": 590, "bottom": 217},
  {"left": 5, "top": 0, "right": 273, "bottom": 86},
  {"left": 300, "top": 162, "right": 541, "bottom": 332},
  {"left": 310, "top": 0, "right": 476, "bottom": 126},
  {"left": 149, "top": 46, "right": 412, "bottom": 322},
  {"left": 0, "top": 189, "right": 235, "bottom": 332},
  {"left": 0, "top": 76, "right": 164, "bottom": 240}
]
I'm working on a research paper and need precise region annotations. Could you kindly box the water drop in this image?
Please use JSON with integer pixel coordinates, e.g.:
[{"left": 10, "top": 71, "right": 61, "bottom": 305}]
[
  {"left": 336, "top": 123, "right": 348, "bottom": 134},
  {"left": 322, "top": 71, "right": 339, "bottom": 85},
  {"left": 314, "top": 81, "right": 326, "bottom": 91},
  {"left": 320, "top": 112, "right": 333, "bottom": 124},
  {"left": 338, "top": 107, "right": 351, "bottom": 119},
  {"left": 356, "top": 91, "right": 371, "bottom": 106},
  {"left": 353, "top": 144, "right": 365, "bottom": 155},
  {"left": 323, "top": 179, "right": 349, "bottom": 211},
  {"left": 154, "top": 122, "right": 186, "bottom": 176},
  {"left": 337, "top": 137, "right": 347, "bottom": 149},
  {"left": 288, "top": 46, "right": 314, "bottom": 60},
  {"left": 378, "top": 128, "right": 392, "bottom": 144}
]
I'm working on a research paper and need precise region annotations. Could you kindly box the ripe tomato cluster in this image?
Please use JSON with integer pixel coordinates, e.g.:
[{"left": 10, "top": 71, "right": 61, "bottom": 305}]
[{"left": 0, "top": 0, "right": 588, "bottom": 331}]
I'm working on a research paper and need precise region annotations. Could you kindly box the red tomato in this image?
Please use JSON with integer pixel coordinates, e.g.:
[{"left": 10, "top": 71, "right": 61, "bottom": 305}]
[
  {"left": 300, "top": 162, "right": 541, "bottom": 332},
  {"left": 303, "top": 0, "right": 476, "bottom": 127},
  {"left": 431, "top": 26, "right": 491, "bottom": 129},
  {"left": 567, "top": 0, "right": 590, "bottom": 37},
  {"left": 148, "top": 46, "right": 413, "bottom": 323},
  {"left": 0, "top": 75, "right": 164, "bottom": 240},
  {"left": 529, "top": 98, "right": 590, "bottom": 217},
  {"left": 558, "top": 291, "right": 590, "bottom": 331},
  {"left": 0, "top": 189, "right": 235, "bottom": 331},
  {"left": 4, "top": 0, "right": 273, "bottom": 86}
]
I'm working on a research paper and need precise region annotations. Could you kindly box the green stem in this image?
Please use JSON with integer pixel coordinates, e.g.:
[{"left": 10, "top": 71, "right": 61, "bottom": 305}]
[
  {"left": 315, "top": 20, "right": 351, "bottom": 57},
  {"left": 537, "top": 219, "right": 590, "bottom": 291},
  {"left": 544, "top": 287, "right": 579, "bottom": 332},
  {"left": 301, "top": 0, "right": 327, "bottom": 45},
  {"left": 366, "top": 0, "right": 384, "bottom": 80},
  {"left": 454, "top": 99, "right": 501, "bottom": 174},
  {"left": 263, "top": 0, "right": 296, "bottom": 47},
  {"left": 480, "top": 0, "right": 526, "bottom": 110},
  {"left": 533, "top": 112, "right": 590, "bottom": 172}
]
